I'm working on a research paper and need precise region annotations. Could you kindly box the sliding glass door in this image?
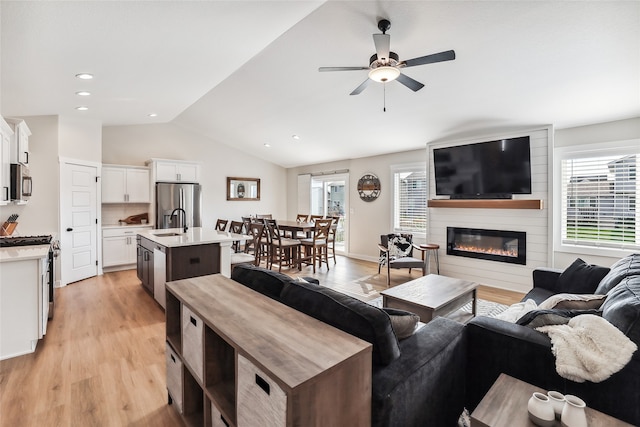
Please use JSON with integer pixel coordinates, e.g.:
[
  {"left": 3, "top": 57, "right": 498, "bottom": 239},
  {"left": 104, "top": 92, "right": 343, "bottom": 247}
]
[{"left": 311, "top": 173, "right": 349, "bottom": 254}]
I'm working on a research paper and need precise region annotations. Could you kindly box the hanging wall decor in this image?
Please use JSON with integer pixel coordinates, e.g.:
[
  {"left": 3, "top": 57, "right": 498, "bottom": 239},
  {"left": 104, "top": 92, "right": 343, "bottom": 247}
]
[{"left": 357, "top": 174, "right": 381, "bottom": 202}]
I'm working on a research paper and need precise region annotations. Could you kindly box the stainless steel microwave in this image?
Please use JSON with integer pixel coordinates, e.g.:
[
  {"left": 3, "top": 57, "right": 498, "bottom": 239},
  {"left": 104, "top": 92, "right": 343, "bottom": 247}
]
[{"left": 10, "top": 163, "right": 32, "bottom": 201}]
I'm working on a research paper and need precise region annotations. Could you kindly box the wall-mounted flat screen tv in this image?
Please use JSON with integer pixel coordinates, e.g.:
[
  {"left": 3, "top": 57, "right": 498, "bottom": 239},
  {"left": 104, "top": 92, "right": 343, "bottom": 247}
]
[{"left": 433, "top": 136, "right": 531, "bottom": 199}]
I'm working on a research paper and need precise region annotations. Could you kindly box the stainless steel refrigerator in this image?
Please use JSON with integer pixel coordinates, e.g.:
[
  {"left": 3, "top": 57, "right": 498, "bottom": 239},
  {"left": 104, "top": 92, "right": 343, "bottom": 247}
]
[{"left": 155, "top": 183, "right": 202, "bottom": 229}]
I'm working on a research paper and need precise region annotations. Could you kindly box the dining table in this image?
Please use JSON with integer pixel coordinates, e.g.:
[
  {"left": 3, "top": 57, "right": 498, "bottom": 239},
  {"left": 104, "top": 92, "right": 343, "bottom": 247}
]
[{"left": 276, "top": 220, "right": 316, "bottom": 238}]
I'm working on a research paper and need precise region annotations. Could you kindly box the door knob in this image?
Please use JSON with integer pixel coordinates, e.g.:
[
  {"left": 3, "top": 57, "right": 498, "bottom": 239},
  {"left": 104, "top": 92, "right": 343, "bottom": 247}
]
[{"left": 66, "top": 227, "right": 73, "bottom": 232}]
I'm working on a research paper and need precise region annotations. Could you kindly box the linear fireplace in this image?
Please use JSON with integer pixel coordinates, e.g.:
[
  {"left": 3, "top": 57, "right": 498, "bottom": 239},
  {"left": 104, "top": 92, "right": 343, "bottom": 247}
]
[{"left": 447, "top": 227, "right": 526, "bottom": 265}]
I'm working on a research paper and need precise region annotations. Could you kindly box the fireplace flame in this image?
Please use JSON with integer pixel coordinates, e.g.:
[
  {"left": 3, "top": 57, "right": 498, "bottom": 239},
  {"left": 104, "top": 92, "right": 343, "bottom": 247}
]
[{"left": 452, "top": 244, "right": 518, "bottom": 258}]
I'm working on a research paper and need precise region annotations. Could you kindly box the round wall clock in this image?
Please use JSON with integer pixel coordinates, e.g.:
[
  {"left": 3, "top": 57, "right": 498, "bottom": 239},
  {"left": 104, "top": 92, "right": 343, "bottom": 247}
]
[{"left": 358, "top": 174, "right": 381, "bottom": 202}]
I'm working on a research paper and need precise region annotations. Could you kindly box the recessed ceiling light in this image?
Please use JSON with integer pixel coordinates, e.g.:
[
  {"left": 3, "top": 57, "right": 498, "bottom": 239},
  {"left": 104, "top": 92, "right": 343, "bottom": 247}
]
[
  {"left": 264, "top": 143, "right": 271, "bottom": 148},
  {"left": 292, "top": 134, "right": 300, "bottom": 140},
  {"left": 148, "top": 113, "right": 158, "bottom": 117},
  {"left": 75, "top": 106, "right": 89, "bottom": 111},
  {"left": 75, "top": 73, "right": 94, "bottom": 80},
  {"left": 75, "top": 91, "right": 91, "bottom": 96}
]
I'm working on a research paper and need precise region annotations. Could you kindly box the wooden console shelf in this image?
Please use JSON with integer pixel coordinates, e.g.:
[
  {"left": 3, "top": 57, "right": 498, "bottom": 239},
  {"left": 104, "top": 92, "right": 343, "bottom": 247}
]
[
  {"left": 428, "top": 199, "right": 543, "bottom": 209},
  {"left": 165, "top": 274, "right": 372, "bottom": 427}
]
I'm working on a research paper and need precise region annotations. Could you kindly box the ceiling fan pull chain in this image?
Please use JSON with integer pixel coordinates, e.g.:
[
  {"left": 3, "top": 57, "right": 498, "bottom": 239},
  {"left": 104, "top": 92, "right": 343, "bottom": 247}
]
[{"left": 383, "top": 83, "right": 387, "bottom": 112}]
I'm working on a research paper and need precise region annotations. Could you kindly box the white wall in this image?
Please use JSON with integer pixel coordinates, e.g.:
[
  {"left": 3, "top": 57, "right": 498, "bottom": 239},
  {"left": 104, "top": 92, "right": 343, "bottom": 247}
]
[
  {"left": 0, "top": 116, "right": 59, "bottom": 235},
  {"left": 553, "top": 117, "right": 640, "bottom": 268},
  {"left": 58, "top": 116, "right": 102, "bottom": 163},
  {"left": 426, "top": 128, "right": 551, "bottom": 293},
  {"left": 286, "top": 149, "right": 427, "bottom": 260},
  {"left": 102, "top": 123, "right": 287, "bottom": 227}
]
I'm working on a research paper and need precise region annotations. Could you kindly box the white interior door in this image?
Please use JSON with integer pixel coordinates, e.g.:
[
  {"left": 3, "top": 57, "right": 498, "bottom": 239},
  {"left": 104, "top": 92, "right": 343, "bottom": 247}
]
[{"left": 60, "top": 162, "right": 98, "bottom": 285}]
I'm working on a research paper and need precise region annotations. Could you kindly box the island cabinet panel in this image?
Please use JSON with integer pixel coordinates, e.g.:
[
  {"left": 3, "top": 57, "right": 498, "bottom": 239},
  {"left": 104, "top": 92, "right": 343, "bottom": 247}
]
[
  {"left": 166, "top": 244, "right": 220, "bottom": 282},
  {"left": 166, "top": 274, "right": 372, "bottom": 427}
]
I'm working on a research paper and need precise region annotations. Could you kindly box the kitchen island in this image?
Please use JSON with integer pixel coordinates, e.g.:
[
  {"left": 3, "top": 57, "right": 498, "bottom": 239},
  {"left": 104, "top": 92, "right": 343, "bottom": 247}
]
[{"left": 136, "top": 227, "right": 236, "bottom": 309}]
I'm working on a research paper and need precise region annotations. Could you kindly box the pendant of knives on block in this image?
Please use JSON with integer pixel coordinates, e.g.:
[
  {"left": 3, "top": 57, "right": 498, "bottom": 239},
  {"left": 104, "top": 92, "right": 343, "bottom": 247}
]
[{"left": 0, "top": 214, "right": 19, "bottom": 236}]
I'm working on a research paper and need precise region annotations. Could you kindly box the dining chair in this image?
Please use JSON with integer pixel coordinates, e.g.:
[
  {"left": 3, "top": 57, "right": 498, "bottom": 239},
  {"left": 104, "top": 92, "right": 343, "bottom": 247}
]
[
  {"left": 296, "top": 214, "right": 309, "bottom": 222},
  {"left": 299, "top": 218, "right": 332, "bottom": 273},
  {"left": 245, "top": 222, "right": 267, "bottom": 265},
  {"left": 327, "top": 216, "right": 340, "bottom": 264},
  {"left": 229, "top": 220, "right": 244, "bottom": 252},
  {"left": 215, "top": 219, "right": 228, "bottom": 231},
  {"left": 241, "top": 217, "right": 253, "bottom": 252},
  {"left": 378, "top": 233, "right": 425, "bottom": 286},
  {"left": 231, "top": 222, "right": 264, "bottom": 269},
  {"left": 264, "top": 219, "right": 301, "bottom": 272},
  {"left": 309, "top": 214, "right": 324, "bottom": 223}
]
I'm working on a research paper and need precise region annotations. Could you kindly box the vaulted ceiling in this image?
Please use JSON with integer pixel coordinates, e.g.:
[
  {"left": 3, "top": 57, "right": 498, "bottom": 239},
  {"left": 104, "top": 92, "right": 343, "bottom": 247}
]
[{"left": 2, "top": 1, "right": 639, "bottom": 167}]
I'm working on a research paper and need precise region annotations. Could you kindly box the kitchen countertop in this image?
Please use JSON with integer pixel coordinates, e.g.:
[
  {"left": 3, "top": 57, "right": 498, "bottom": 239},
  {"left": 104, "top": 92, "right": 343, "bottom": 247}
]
[
  {"left": 102, "top": 224, "right": 153, "bottom": 230},
  {"left": 137, "top": 227, "right": 236, "bottom": 248},
  {"left": 0, "top": 245, "right": 50, "bottom": 262}
]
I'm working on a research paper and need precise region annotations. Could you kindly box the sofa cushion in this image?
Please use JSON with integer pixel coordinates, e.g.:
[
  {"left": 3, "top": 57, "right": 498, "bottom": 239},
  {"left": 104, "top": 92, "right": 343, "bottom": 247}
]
[
  {"left": 596, "top": 253, "right": 640, "bottom": 294},
  {"left": 601, "top": 275, "right": 640, "bottom": 345},
  {"left": 516, "top": 309, "right": 601, "bottom": 328},
  {"left": 230, "top": 264, "right": 291, "bottom": 300},
  {"left": 557, "top": 258, "right": 610, "bottom": 294},
  {"left": 280, "top": 280, "right": 401, "bottom": 366},
  {"left": 538, "top": 293, "right": 607, "bottom": 310}
]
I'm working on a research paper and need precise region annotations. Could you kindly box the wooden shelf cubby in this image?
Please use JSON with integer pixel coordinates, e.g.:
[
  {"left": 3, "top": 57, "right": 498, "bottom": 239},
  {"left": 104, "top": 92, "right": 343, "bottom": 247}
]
[
  {"left": 165, "top": 274, "right": 373, "bottom": 427},
  {"left": 427, "top": 199, "right": 543, "bottom": 209}
]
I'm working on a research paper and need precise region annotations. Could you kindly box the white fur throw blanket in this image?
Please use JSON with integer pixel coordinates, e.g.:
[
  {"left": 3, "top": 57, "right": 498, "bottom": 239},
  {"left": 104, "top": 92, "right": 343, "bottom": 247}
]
[{"left": 536, "top": 314, "right": 637, "bottom": 383}]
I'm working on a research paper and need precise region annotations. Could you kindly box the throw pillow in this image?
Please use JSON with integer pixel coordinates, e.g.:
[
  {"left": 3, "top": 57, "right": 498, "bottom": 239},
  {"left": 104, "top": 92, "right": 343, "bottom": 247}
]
[
  {"left": 556, "top": 258, "right": 610, "bottom": 294},
  {"left": 388, "top": 234, "right": 412, "bottom": 260},
  {"left": 516, "top": 309, "right": 602, "bottom": 328},
  {"left": 538, "top": 293, "right": 607, "bottom": 310},
  {"left": 382, "top": 307, "right": 420, "bottom": 339}
]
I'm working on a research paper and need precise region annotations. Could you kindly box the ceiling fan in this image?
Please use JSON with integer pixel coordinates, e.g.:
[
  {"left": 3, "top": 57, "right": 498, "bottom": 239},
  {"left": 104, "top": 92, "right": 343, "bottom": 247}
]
[{"left": 319, "top": 19, "right": 455, "bottom": 96}]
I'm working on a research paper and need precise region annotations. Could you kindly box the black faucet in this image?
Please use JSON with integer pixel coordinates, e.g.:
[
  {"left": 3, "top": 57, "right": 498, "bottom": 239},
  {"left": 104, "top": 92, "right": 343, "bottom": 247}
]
[{"left": 170, "top": 208, "right": 188, "bottom": 233}]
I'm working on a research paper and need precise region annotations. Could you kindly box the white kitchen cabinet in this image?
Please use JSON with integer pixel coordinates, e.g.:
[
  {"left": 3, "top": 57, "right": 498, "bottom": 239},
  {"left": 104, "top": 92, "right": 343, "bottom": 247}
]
[
  {"left": 0, "top": 248, "right": 49, "bottom": 360},
  {"left": 102, "top": 226, "right": 151, "bottom": 267},
  {"left": 5, "top": 118, "right": 30, "bottom": 166},
  {"left": 102, "top": 165, "right": 150, "bottom": 203},
  {"left": 0, "top": 118, "right": 13, "bottom": 204},
  {"left": 148, "top": 159, "right": 200, "bottom": 183}
]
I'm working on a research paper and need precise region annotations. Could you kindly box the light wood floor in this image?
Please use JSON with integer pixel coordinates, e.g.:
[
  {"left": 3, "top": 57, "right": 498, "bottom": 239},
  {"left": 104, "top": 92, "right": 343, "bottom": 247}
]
[{"left": 0, "top": 256, "right": 524, "bottom": 426}]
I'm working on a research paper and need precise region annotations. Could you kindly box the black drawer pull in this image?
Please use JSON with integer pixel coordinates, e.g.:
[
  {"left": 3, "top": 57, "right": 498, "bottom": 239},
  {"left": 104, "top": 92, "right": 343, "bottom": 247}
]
[
  {"left": 220, "top": 415, "right": 229, "bottom": 427},
  {"left": 255, "top": 374, "right": 270, "bottom": 395},
  {"left": 190, "top": 316, "right": 197, "bottom": 326},
  {"left": 189, "top": 257, "right": 200, "bottom": 264},
  {"left": 170, "top": 354, "right": 175, "bottom": 363}
]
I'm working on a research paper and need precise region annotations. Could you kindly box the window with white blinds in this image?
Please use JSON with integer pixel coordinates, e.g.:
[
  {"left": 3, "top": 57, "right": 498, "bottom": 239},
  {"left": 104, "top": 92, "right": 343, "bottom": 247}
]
[
  {"left": 392, "top": 165, "right": 427, "bottom": 234},
  {"left": 560, "top": 149, "right": 638, "bottom": 250}
]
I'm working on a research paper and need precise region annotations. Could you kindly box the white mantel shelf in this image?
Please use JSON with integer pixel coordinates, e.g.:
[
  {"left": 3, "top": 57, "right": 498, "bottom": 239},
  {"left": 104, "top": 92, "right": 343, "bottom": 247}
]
[{"left": 427, "top": 199, "right": 544, "bottom": 210}]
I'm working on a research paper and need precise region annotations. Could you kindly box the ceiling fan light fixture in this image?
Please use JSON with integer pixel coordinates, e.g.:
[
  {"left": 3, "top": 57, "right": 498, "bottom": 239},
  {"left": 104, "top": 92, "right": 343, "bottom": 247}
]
[{"left": 368, "top": 66, "right": 400, "bottom": 83}]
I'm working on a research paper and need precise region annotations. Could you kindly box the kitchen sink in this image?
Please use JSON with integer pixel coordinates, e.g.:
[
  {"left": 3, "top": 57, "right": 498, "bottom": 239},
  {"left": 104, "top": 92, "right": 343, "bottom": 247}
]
[{"left": 153, "top": 232, "right": 183, "bottom": 237}]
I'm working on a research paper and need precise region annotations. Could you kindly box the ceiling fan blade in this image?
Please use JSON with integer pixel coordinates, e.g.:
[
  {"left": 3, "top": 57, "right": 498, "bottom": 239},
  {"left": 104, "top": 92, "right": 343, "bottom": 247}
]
[
  {"left": 319, "top": 66, "right": 370, "bottom": 72},
  {"left": 350, "top": 79, "right": 371, "bottom": 95},
  {"left": 372, "top": 33, "right": 390, "bottom": 62},
  {"left": 400, "top": 50, "right": 456, "bottom": 68},
  {"left": 396, "top": 73, "right": 425, "bottom": 92}
]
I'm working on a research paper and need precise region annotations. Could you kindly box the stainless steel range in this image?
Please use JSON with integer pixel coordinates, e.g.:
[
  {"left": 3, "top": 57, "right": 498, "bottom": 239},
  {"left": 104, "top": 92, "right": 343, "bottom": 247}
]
[{"left": 0, "top": 235, "right": 52, "bottom": 247}]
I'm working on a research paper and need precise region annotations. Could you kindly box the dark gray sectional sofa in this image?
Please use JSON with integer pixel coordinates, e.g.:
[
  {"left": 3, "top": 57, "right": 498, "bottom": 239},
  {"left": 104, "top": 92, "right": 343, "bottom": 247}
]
[
  {"left": 231, "top": 264, "right": 467, "bottom": 427},
  {"left": 466, "top": 253, "right": 640, "bottom": 425}
]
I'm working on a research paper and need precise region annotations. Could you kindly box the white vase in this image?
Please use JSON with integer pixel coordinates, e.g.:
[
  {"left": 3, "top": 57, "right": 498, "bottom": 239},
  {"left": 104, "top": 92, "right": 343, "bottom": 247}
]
[
  {"left": 528, "top": 392, "right": 555, "bottom": 427},
  {"left": 561, "top": 395, "right": 588, "bottom": 427},
  {"left": 547, "top": 390, "right": 565, "bottom": 419}
]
